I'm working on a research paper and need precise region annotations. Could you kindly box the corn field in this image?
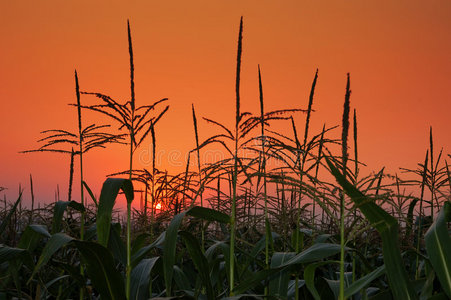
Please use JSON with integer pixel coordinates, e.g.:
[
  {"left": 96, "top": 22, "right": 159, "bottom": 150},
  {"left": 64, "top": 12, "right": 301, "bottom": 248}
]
[{"left": 1, "top": 18, "right": 450, "bottom": 300}]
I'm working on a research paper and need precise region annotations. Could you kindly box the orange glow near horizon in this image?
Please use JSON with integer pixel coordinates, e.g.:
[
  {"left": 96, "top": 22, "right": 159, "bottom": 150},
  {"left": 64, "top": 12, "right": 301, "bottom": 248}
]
[{"left": 0, "top": 1, "right": 450, "bottom": 207}]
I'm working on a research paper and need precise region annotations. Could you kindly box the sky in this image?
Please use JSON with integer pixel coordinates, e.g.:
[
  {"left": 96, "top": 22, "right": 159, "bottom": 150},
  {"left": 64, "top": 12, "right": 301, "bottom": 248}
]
[{"left": 1, "top": 1, "right": 450, "bottom": 208}]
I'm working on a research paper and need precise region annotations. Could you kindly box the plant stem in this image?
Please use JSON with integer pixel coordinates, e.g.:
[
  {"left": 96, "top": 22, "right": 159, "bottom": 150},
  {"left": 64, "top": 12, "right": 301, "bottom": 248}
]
[
  {"left": 429, "top": 127, "right": 434, "bottom": 219},
  {"left": 29, "top": 174, "right": 34, "bottom": 225},
  {"left": 192, "top": 104, "right": 204, "bottom": 249},
  {"left": 415, "top": 149, "right": 428, "bottom": 278},
  {"left": 75, "top": 70, "right": 86, "bottom": 300}
]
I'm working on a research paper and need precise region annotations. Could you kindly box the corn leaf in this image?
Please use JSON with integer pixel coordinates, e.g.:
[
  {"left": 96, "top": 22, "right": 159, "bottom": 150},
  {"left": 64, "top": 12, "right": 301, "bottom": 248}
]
[
  {"left": 163, "top": 206, "right": 230, "bottom": 296},
  {"left": 269, "top": 252, "right": 296, "bottom": 298},
  {"left": 179, "top": 231, "right": 215, "bottom": 299},
  {"left": 96, "top": 178, "right": 134, "bottom": 247},
  {"left": 424, "top": 201, "right": 451, "bottom": 298},
  {"left": 305, "top": 261, "right": 338, "bottom": 300},
  {"left": 326, "top": 156, "right": 417, "bottom": 299},
  {"left": 0, "top": 245, "right": 29, "bottom": 264},
  {"left": 74, "top": 240, "right": 126, "bottom": 300},
  {"left": 52, "top": 200, "right": 84, "bottom": 234},
  {"left": 0, "top": 192, "right": 22, "bottom": 242},
  {"left": 173, "top": 265, "right": 192, "bottom": 291},
  {"left": 108, "top": 223, "right": 126, "bottom": 266},
  {"left": 131, "top": 232, "right": 165, "bottom": 267},
  {"left": 29, "top": 233, "right": 74, "bottom": 283},
  {"left": 130, "top": 257, "right": 159, "bottom": 300},
  {"left": 234, "top": 243, "right": 341, "bottom": 294},
  {"left": 163, "top": 210, "right": 187, "bottom": 297},
  {"left": 344, "top": 264, "right": 385, "bottom": 298},
  {"left": 17, "top": 225, "right": 50, "bottom": 252}
]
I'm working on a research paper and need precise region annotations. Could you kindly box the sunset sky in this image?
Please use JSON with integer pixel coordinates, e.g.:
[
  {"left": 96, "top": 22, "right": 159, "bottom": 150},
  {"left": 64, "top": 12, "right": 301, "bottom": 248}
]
[{"left": 1, "top": 1, "right": 450, "bottom": 207}]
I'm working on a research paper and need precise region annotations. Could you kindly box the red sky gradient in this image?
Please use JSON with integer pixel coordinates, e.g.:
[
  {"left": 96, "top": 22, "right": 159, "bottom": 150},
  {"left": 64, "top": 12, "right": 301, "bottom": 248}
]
[{"left": 1, "top": 1, "right": 450, "bottom": 208}]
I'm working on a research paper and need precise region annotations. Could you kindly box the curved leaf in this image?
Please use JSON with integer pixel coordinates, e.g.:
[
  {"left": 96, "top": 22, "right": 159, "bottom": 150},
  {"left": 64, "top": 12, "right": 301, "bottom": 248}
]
[
  {"left": 280, "top": 243, "right": 342, "bottom": 267},
  {"left": 179, "top": 231, "right": 215, "bottom": 299},
  {"left": 17, "top": 224, "right": 50, "bottom": 252},
  {"left": 163, "top": 206, "right": 230, "bottom": 296},
  {"left": 425, "top": 201, "right": 451, "bottom": 298},
  {"left": 108, "top": 223, "right": 126, "bottom": 265},
  {"left": 131, "top": 232, "right": 165, "bottom": 267},
  {"left": 173, "top": 265, "right": 192, "bottom": 291},
  {"left": 0, "top": 245, "right": 29, "bottom": 264},
  {"left": 305, "top": 261, "right": 338, "bottom": 300},
  {"left": 326, "top": 156, "right": 418, "bottom": 300},
  {"left": 187, "top": 206, "right": 230, "bottom": 224},
  {"left": 29, "top": 233, "right": 74, "bottom": 283},
  {"left": 0, "top": 192, "right": 22, "bottom": 242},
  {"left": 163, "top": 210, "right": 187, "bottom": 296},
  {"left": 96, "top": 178, "right": 134, "bottom": 247},
  {"left": 82, "top": 180, "right": 98, "bottom": 207},
  {"left": 269, "top": 252, "right": 296, "bottom": 298},
  {"left": 52, "top": 200, "right": 85, "bottom": 234},
  {"left": 130, "top": 257, "right": 159, "bottom": 300},
  {"left": 74, "top": 240, "right": 126, "bottom": 300},
  {"left": 234, "top": 243, "right": 341, "bottom": 294},
  {"left": 344, "top": 264, "right": 385, "bottom": 298}
]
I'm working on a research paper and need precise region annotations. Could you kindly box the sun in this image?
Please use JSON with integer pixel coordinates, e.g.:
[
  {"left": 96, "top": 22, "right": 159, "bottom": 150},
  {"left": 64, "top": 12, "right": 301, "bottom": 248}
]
[{"left": 155, "top": 202, "right": 162, "bottom": 211}]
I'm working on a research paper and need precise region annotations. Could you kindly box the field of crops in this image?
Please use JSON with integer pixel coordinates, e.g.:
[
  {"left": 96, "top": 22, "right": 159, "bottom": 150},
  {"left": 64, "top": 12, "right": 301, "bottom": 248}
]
[{"left": 1, "top": 19, "right": 450, "bottom": 300}]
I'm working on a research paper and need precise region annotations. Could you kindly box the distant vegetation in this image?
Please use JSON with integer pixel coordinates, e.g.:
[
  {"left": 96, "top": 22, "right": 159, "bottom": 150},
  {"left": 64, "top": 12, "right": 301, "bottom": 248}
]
[{"left": 1, "top": 18, "right": 450, "bottom": 300}]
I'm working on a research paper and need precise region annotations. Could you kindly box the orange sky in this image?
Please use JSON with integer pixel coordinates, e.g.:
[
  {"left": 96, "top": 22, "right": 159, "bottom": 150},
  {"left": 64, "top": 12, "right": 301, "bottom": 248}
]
[{"left": 1, "top": 1, "right": 450, "bottom": 207}]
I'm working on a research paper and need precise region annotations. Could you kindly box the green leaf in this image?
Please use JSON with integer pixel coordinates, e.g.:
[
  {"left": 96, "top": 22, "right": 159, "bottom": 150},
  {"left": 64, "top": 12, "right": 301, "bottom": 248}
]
[
  {"left": 163, "top": 206, "right": 229, "bottom": 296},
  {"left": 130, "top": 257, "right": 159, "bottom": 300},
  {"left": 314, "top": 234, "right": 332, "bottom": 244},
  {"left": 0, "top": 245, "right": 29, "bottom": 264},
  {"left": 280, "top": 243, "right": 342, "bottom": 267},
  {"left": 325, "top": 278, "right": 340, "bottom": 299},
  {"left": 305, "top": 261, "right": 338, "bottom": 300},
  {"left": 131, "top": 232, "right": 165, "bottom": 267},
  {"left": 74, "top": 240, "right": 126, "bottom": 300},
  {"left": 96, "top": 178, "right": 134, "bottom": 247},
  {"left": 132, "top": 233, "right": 150, "bottom": 256},
  {"left": 426, "top": 293, "right": 450, "bottom": 300},
  {"left": 344, "top": 264, "right": 385, "bottom": 298},
  {"left": 269, "top": 252, "right": 296, "bottom": 298},
  {"left": 108, "top": 223, "right": 127, "bottom": 266},
  {"left": 406, "top": 198, "right": 418, "bottom": 241},
  {"left": 419, "top": 264, "right": 435, "bottom": 299},
  {"left": 326, "top": 156, "right": 418, "bottom": 300},
  {"left": 205, "top": 240, "right": 228, "bottom": 262},
  {"left": 45, "top": 274, "right": 71, "bottom": 290},
  {"left": 52, "top": 200, "right": 85, "bottom": 234},
  {"left": 29, "top": 233, "right": 74, "bottom": 283},
  {"left": 237, "top": 232, "right": 279, "bottom": 281},
  {"left": 287, "top": 279, "right": 305, "bottom": 298},
  {"left": 179, "top": 231, "right": 215, "bottom": 299},
  {"left": 187, "top": 206, "right": 230, "bottom": 224},
  {"left": 266, "top": 218, "right": 275, "bottom": 254},
  {"left": 163, "top": 210, "right": 187, "bottom": 296},
  {"left": 424, "top": 201, "right": 451, "bottom": 298},
  {"left": 82, "top": 180, "right": 98, "bottom": 207},
  {"left": 0, "top": 192, "right": 22, "bottom": 242},
  {"left": 173, "top": 265, "right": 192, "bottom": 291},
  {"left": 52, "top": 201, "right": 70, "bottom": 225},
  {"left": 17, "top": 224, "right": 50, "bottom": 252},
  {"left": 234, "top": 243, "right": 341, "bottom": 294}
]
